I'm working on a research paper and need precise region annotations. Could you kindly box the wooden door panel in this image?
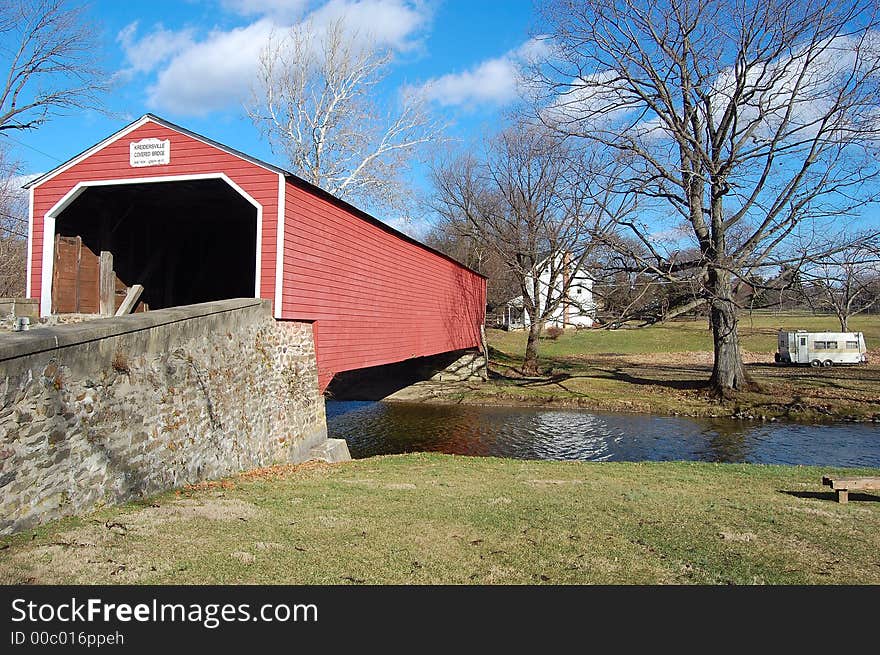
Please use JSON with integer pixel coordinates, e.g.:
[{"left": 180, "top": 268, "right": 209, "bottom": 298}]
[
  {"left": 51, "top": 235, "right": 101, "bottom": 314},
  {"left": 77, "top": 244, "right": 100, "bottom": 313}
]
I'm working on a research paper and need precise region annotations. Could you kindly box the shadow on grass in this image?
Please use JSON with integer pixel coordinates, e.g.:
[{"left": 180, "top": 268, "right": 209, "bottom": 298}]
[
  {"left": 486, "top": 354, "right": 712, "bottom": 394},
  {"left": 751, "top": 362, "right": 880, "bottom": 385},
  {"left": 779, "top": 490, "right": 880, "bottom": 503},
  {"left": 607, "top": 366, "right": 707, "bottom": 391}
]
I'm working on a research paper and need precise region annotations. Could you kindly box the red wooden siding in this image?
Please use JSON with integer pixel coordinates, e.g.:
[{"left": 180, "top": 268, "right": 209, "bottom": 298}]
[
  {"left": 30, "top": 120, "right": 280, "bottom": 307},
  {"left": 280, "top": 181, "right": 487, "bottom": 390},
  {"left": 30, "top": 116, "right": 487, "bottom": 392}
]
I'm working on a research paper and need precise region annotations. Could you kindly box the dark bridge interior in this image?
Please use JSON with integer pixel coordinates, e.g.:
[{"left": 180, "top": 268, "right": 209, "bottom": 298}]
[
  {"left": 56, "top": 179, "right": 257, "bottom": 310},
  {"left": 326, "top": 350, "right": 469, "bottom": 400}
]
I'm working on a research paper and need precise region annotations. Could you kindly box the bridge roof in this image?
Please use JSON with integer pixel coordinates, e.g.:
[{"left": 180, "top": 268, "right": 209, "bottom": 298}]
[{"left": 25, "top": 113, "right": 486, "bottom": 280}]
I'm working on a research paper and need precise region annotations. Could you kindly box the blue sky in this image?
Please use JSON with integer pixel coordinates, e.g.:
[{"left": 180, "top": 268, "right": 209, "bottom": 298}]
[
  {"left": 6, "top": 0, "right": 539, "bottom": 234},
  {"left": 4, "top": 0, "right": 878, "bottom": 239}
]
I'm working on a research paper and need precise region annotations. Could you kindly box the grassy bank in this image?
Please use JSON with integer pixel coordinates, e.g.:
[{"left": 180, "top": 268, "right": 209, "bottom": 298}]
[
  {"left": 1, "top": 454, "right": 878, "bottom": 584},
  {"left": 490, "top": 310, "right": 880, "bottom": 357},
  {"left": 389, "top": 312, "right": 880, "bottom": 422}
]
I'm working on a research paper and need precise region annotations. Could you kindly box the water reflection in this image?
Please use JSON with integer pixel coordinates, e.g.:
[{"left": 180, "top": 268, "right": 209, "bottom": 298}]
[
  {"left": 700, "top": 421, "right": 752, "bottom": 463},
  {"left": 326, "top": 400, "right": 880, "bottom": 467}
]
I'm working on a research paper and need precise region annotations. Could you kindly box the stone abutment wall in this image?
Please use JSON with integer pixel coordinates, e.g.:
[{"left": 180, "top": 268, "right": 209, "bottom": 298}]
[{"left": 0, "top": 298, "right": 335, "bottom": 535}]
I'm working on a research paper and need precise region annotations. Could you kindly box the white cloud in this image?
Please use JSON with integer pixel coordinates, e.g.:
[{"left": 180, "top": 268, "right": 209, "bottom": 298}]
[
  {"left": 419, "top": 38, "right": 546, "bottom": 108},
  {"left": 12, "top": 173, "right": 39, "bottom": 188},
  {"left": 148, "top": 20, "right": 275, "bottom": 115},
  {"left": 117, "top": 22, "right": 195, "bottom": 74},
  {"left": 513, "top": 36, "right": 552, "bottom": 64},
  {"left": 424, "top": 58, "right": 520, "bottom": 107},
  {"left": 541, "top": 69, "right": 642, "bottom": 133},
  {"left": 1, "top": 174, "right": 33, "bottom": 216},
  {"left": 543, "top": 31, "right": 880, "bottom": 145},
  {"left": 121, "top": 1, "right": 430, "bottom": 116},
  {"left": 649, "top": 225, "right": 692, "bottom": 245},
  {"left": 308, "top": 0, "right": 428, "bottom": 51}
]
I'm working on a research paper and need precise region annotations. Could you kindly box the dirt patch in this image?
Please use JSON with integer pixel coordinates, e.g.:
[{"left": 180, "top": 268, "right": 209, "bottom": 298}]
[
  {"left": 315, "top": 513, "right": 348, "bottom": 527},
  {"left": 236, "top": 461, "right": 336, "bottom": 482},
  {"left": 719, "top": 530, "right": 757, "bottom": 542},
  {"left": 787, "top": 506, "right": 840, "bottom": 519},
  {"left": 572, "top": 350, "right": 774, "bottom": 367},
  {"left": 231, "top": 551, "right": 255, "bottom": 564},
  {"left": 254, "top": 541, "right": 284, "bottom": 551},
  {"left": 129, "top": 498, "right": 264, "bottom": 530},
  {"left": 5, "top": 534, "right": 139, "bottom": 584},
  {"left": 0, "top": 498, "right": 265, "bottom": 584}
]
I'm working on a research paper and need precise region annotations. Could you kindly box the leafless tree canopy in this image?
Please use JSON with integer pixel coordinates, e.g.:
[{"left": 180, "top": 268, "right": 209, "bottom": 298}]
[
  {"left": 0, "top": 147, "right": 26, "bottom": 296},
  {"left": 591, "top": 237, "right": 709, "bottom": 327},
  {"left": 432, "top": 122, "right": 634, "bottom": 372},
  {"left": 0, "top": 0, "right": 106, "bottom": 132},
  {"left": 799, "top": 236, "right": 880, "bottom": 330},
  {"left": 534, "top": 0, "right": 880, "bottom": 393},
  {"left": 248, "top": 17, "right": 443, "bottom": 214}
]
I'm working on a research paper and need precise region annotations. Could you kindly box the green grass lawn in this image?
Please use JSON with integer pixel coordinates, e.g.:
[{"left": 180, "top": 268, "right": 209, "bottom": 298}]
[
  {"left": 389, "top": 312, "right": 879, "bottom": 421},
  {"left": 1, "top": 455, "right": 878, "bottom": 585},
  {"left": 488, "top": 311, "right": 880, "bottom": 358}
]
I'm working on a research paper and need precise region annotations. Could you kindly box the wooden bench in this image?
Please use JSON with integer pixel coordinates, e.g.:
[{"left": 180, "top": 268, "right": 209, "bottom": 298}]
[{"left": 821, "top": 475, "right": 880, "bottom": 503}]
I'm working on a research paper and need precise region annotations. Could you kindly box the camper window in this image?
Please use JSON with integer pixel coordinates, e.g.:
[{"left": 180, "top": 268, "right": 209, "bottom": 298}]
[
  {"left": 814, "top": 342, "right": 826, "bottom": 350},
  {"left": 846, "top": 340, "right": 859, "bottom": 349},
  {"left": 814, "top": 341, "right": 838, "bottom": 350}
]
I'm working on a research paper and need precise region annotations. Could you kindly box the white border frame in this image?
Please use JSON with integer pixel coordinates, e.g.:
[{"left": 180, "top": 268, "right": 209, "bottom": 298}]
[
  {"left": 26, "top": 186, "right": 34, "bottom": 298},
  {"left": 39, "top": 173, "right": 263, "bottom": 316},
  {"left": 274, "top": 173, "right": 285, "bottom": 319}
]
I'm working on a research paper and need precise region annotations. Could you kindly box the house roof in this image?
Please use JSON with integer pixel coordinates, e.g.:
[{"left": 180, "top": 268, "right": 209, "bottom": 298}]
[{"left": 24, "top": 113, "right": 487, "bottom": 280}]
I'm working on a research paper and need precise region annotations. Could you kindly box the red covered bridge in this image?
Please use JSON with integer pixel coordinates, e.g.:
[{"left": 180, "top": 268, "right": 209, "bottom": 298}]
[{"left": 24, "top": 114, "right": 486, "bottom": 391}]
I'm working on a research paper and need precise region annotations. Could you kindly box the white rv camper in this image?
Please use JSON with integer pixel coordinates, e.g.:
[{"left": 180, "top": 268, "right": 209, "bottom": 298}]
[{"left": 775, "top": 330, "right": 868, "bottom": 367}]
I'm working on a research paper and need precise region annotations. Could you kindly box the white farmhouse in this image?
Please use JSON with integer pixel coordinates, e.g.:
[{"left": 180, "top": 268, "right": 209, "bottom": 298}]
[{"left": 501, "top": 257, "right": 596, "bottom": 330}]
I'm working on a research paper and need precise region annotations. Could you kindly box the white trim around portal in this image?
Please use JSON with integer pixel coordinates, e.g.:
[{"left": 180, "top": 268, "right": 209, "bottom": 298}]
[
  {"left": 25, "top": 114, "right": 287, "bottom": 191},
  {"left": 39, "top": 173, "right": 264, "bottom": 316},
  {"left": 26, "top": 116, "right": 152, "bottom": 191},
  {"left": 274, "top": 174, "right": 285, "bottom": 319},
  {"left": 26, "top": 186, "right": 34, "bottom": 298}
]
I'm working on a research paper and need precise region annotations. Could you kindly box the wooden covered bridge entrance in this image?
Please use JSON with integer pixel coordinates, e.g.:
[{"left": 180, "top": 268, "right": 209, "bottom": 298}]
[{"left": 25, "top": 114, "right": 487, "bottom": 391}]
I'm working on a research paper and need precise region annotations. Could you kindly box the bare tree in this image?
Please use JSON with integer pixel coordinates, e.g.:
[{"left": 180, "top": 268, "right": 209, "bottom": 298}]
[
  {"left": 0, "top": 0, "right": 106, "bottom": 132},
  {"left": 800, "top": 237, "right": 880, "bottom": 331},
  {"left": 535, "top": 0, "right": 880, "bottom": 395},
  {"left": 247, "top": 17, "right": 442, "bottom": 213},
  {"left": 590, "top": 236, "right": 711, "bottom": 326},
  {"left": 432, "top": 122, "right": 632, "bottom": 373},
  {"left": 0, "top": 147, "right": 26, "bottom": 296}
]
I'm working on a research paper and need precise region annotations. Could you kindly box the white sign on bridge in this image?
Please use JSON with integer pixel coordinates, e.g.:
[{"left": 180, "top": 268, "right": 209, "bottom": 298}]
[{"left": 129, "top": 138, "right": 171, "bottom": 167}]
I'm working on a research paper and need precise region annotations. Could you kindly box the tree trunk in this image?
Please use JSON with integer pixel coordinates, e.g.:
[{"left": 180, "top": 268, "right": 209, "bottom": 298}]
[
  {"left": 708, "top": 270, "right": 755, "bottom": 396},
  {"left": 523, "top": 320, "right": 543, "bottom": 375},
  {"left": 839, "top": 314, "right": 848, "bottom": 332}
]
